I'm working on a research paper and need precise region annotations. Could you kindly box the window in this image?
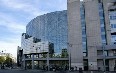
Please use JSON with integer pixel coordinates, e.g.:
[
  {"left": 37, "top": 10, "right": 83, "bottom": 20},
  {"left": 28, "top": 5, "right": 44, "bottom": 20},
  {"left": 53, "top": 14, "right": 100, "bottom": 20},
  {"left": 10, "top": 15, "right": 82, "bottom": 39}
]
[
  {"left": 111, "top": 35, "right": 116, "bottom": 39},
  {"left": 101, "top": 35, "right": 106, "bottom": 40},
  {"left": 82, "top": 37, "right": 86, "bottom": 42},
  {"left": 111, "top": 24, "right": 116, "bottom": 28},
  {"left": 101, "top": 34, "right": 106, "bottom": 44},
  {"left": 82, "top": 30, "right": 86, "bottom": 35},
  {"left": 114, "top": 25, "right": 116, "bottom": 28},
  {"left": 101, "top": 27, "right": 105, "bottom": 32},
  {"left": 100, "top": 19, "right": 104, "bottom": 24},
  {"left": 99, "top": 3, "right": 103, "bottom": 10},
  {"left": 110, "top": 16, "right": 116, "bottom": 20},
  {"left": 82, "top": 43, "right": 87, "bottom": 52},
  {"left": 111, "top": 24, "right": 113, "bottom": 28},
  {"left": 99, "top": 11, "right": 103, "bottom": 17},
  {"left": 81, "top": 15, "right": 85, "bottom": 19},
  {"left": 81, "top": 21, "right": 85, "bottom": 27}
]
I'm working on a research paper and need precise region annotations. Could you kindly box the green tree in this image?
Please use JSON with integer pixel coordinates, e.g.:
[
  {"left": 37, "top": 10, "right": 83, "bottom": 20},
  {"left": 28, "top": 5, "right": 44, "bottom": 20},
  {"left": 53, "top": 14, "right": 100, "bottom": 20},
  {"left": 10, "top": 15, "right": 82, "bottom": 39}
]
[
  {"left": 0, "top": 56, "right": 5, "bottom": 64},
  {"left": 61, "top": 49, "right": 68, "bottom": 58},
  {"left": 4, "top": 55, "right": 12, "bottom": 67}
]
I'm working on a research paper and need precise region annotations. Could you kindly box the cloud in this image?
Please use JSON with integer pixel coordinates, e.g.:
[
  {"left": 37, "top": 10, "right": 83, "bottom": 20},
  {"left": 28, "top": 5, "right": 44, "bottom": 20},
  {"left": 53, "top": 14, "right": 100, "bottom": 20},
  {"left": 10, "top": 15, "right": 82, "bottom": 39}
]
[
  {"left": 0, "top": 40, "right": 20, "bottom": 57},
  {"left": 0, "top": 12, "right": 25, "bottom": 58},
  {"left": 37, "top": 0, "right": 67, "bottom": 12},
  {"left": 0, "top": 12, "right": 26, "bottom": 33},
  {"left": 0, "top": 0, "right": 47, "bottom": 16},
  {"left": 0, "top": 0, "right": 67, "bottom": 16}
]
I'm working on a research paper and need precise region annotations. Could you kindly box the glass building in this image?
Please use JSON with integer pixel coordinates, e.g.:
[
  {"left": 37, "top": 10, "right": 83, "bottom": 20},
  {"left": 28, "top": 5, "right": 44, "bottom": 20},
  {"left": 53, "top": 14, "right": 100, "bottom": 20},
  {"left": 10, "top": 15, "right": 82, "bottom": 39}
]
[{"left": 26, "top": 10, "right": 68, "bottom": 55}]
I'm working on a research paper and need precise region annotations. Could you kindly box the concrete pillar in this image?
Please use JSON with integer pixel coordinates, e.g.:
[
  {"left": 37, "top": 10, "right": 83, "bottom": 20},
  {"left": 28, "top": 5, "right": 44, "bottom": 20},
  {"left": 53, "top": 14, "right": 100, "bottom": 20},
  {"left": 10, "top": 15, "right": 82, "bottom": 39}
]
[
  {"left": 67, "top": 0, "right": 83, "bottom": 70},
  {"left": 84, "top": 0, "right": 102, "bottom": 70},
  {"left": 32, "top": 54, "right": 34, "bottom": 69},
  {"left": 47, "top": 53, "right": 49, "bottom": 70},
  {"left": 109, "top": 59, "right": 115, "bottom": 71},
  {"left": 107, "top": 51, "right": 115, "bottom": 71},
  {"left": 23, "top": 54, "right": 26, "bottom": 70}
]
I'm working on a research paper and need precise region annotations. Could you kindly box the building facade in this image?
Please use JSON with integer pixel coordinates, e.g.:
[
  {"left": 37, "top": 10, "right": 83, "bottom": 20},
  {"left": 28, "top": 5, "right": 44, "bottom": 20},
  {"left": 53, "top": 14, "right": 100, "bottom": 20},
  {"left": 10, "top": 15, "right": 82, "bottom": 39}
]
[
  {"left": 21, "top": 33, "right": 52, "bottom": 54},
  {"left": 21, "top": 11, "right": 68, "bottom": 70},
  {"left": 26, "top": 10, "right": 68, "bottom": 55},
  {"left": 20, "top": 0, "right": 116, "bottom": 71},
  {"left": 68, "top": 0, "right": 116, "bottom": 71}
]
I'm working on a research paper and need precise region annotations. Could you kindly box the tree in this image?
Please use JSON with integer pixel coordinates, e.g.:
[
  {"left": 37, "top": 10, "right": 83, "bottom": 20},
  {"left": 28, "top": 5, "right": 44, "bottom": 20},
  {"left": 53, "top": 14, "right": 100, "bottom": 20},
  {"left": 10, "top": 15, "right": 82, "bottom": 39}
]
[
  {"left": 4, "top": 55, "right": 12, "bottom": 67},
  {"left": 0, "top": 56, "right": 5, "bottom": 64},
  {"left": 61, "top": 49, "right": 68, "bottom": 58}
]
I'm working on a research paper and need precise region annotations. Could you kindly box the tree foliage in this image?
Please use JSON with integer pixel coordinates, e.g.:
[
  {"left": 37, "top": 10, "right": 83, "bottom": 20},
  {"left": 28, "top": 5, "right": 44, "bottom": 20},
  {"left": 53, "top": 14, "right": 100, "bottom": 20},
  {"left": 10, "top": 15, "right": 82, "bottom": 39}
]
[
  {"left": 0, "top": 56, "right": 5, "bottom": 64},
  {"left": 61, "top": 49, "right": 68, "bottom": 58},
  {"left": 4, "top": 55, "right": 12, "bottom": 66}
]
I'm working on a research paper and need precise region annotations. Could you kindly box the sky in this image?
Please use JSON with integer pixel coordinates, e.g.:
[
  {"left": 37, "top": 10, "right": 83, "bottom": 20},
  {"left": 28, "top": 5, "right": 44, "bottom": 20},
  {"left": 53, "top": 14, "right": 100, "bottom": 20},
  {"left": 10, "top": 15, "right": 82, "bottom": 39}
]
[{"left": 0, "top": 0, "right": 67, "bottom": 58}]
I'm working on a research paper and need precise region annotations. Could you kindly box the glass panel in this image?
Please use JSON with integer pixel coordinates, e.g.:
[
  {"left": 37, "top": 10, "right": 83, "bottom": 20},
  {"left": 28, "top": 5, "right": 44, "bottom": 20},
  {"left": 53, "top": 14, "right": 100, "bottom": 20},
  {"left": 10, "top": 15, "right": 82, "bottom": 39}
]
[{"left": 26, "top": 11, "right": 68, "bottom": 56}]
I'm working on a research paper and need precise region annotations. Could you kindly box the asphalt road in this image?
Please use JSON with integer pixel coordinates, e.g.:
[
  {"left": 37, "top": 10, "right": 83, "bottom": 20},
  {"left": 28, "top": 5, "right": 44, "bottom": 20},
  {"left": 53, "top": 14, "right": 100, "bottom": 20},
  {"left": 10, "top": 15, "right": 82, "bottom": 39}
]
[
  {"left": 0, "top": 69, "right": 116, "bottom": 73},
  {"left": 0, "top": 69, "right": 67, "bottom": 73},
  {"left": 0, "top": 69, "right": 28, "bottom": 73}
]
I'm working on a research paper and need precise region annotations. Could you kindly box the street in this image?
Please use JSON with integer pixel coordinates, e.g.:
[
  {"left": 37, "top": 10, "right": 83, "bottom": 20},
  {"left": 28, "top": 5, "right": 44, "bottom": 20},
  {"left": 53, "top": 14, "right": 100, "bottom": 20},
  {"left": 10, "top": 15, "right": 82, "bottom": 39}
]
[
  {"left": 0, "top": 69, "right": 28, "bottom": 73},
  {"left": 0, "top": 69, "right": 116, "bottom": 73},
  {"left": 0, "top": 69, "right": 68, "bottom": 73}
]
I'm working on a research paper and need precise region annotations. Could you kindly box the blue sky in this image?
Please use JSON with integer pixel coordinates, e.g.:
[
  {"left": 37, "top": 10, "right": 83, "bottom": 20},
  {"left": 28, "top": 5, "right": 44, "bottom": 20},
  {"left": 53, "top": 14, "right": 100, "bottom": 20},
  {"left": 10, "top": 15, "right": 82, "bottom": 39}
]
[{"left": 0, "top": 0, "right": 67, "bottom": 57}]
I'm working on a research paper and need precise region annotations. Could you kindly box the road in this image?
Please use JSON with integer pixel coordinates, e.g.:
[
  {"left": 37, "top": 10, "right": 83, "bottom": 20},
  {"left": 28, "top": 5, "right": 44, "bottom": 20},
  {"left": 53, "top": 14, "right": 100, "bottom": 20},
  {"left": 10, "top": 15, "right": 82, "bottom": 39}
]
[
  {"left": 0, "top": 69, "right": 28, "bottom": 73},
  {"left": 0, "top": 69, "right": 116, "bottom": 73},
  {"left": 0, "top": 69, "right": 68, "bottom": 73}
]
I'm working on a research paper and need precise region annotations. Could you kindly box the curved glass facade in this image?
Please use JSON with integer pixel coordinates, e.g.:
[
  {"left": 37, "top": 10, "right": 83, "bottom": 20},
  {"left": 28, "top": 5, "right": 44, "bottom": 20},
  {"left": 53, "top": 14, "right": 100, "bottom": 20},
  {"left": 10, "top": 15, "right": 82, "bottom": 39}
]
[{"left": 26, "top": 10, "right": 68, "bottom": 55}]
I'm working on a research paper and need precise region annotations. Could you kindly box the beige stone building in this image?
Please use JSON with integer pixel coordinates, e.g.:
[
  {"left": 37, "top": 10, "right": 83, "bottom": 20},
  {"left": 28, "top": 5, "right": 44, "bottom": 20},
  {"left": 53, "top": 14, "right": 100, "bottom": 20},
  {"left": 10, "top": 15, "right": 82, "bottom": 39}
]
[{"left": 68, "top": 0, "right": 116, "bottom": 71}]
